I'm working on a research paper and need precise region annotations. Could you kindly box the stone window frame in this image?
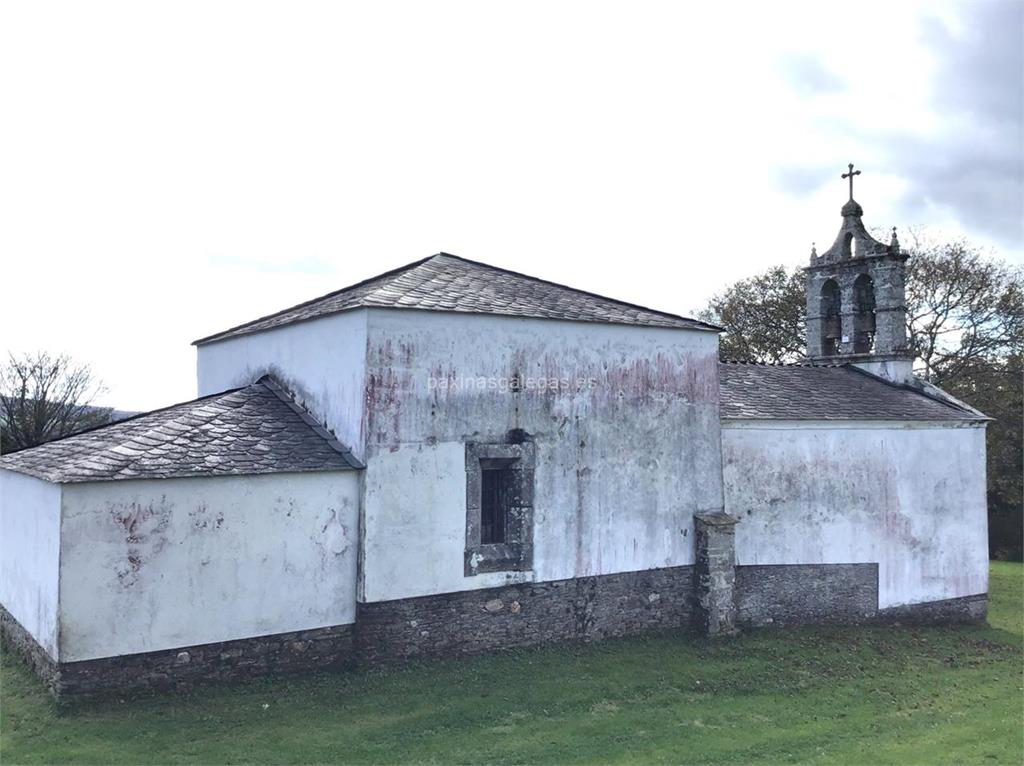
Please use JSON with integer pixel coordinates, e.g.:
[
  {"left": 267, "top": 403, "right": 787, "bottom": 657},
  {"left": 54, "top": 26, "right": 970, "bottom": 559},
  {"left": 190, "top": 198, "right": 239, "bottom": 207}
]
[{"left": 464, "top": 442, "right": 535, "bottom": 577}]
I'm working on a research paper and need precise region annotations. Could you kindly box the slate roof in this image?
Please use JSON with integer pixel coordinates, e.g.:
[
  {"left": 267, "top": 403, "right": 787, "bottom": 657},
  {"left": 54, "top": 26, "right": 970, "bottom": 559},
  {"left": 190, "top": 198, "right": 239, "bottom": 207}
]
[
  {"left": 0, "top": 377, "right": 362, "bottom": 484},
  {"left": 194, "top": 253, "right": 719, "bottom": 344},
  {"left": 0, "top": 398, "right": 138, "bottom": 427},
  {"left": 718, "top": 362, "right": 986, "bottom": 422}
]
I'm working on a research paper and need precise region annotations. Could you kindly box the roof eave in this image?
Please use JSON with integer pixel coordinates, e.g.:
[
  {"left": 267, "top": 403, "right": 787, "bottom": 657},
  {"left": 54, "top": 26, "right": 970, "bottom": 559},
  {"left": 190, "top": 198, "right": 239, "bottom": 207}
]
[
  {"left": 721, "top": 416, "right": 988, "bottom": 426},
  {"left": 844, "top": 364, "right": 991, "bottom": 420},
  {"left": 193, "top": 252, "right": 723, "bottom": 345},
  {"left": 0, "top": 463, "right": 61, "bottom": 484},
  {"left": 2, "top": 464, "right": 361, "bottom": 485},
  {"left": 196, "top": 304, "right": 722, "bottom": 347}
]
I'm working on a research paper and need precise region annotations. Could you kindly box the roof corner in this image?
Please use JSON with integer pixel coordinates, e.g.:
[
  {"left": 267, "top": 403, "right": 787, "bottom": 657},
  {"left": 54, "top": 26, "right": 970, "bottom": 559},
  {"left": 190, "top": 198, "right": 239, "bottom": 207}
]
[{"left": 256, "top": 376, "right": 364, "bottom": 469}]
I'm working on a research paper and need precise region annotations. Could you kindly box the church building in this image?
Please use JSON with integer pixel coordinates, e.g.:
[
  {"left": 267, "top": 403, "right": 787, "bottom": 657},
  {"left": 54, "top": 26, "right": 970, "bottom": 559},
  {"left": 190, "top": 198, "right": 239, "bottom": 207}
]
[{"left": 0, "top": 175, "right": 989, "bottom": 698}]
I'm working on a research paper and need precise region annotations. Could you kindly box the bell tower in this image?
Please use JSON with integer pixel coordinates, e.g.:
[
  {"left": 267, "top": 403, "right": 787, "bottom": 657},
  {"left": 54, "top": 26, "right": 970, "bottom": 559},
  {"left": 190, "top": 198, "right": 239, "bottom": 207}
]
[{"left": 804, "top": 164, "right": 914, "bottom": 383}]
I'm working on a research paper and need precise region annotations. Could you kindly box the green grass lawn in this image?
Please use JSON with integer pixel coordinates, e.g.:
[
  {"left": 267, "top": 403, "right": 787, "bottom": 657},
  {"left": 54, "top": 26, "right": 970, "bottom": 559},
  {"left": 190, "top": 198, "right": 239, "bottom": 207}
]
[{"left": 2, "top": 563, "right": 1022, "bottom": 765}]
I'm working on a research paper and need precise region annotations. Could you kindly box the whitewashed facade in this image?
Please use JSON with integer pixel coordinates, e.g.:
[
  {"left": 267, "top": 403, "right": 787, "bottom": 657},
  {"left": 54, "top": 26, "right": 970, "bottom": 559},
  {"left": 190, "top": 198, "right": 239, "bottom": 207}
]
[
  {"left": 0, "top": 470, "right": 62, "bottom": 658},
  {"left": 58, "top": 472, "right": 360, "bottom": 662},
  {"left": 357, "top": 309, "right": 722, "bottom": 601},
  {"left": 724, "top": 420, "right": 988, "bottom": 609},
  {"left": 0, "top": 241, "right": 991, "bottom": 698}
]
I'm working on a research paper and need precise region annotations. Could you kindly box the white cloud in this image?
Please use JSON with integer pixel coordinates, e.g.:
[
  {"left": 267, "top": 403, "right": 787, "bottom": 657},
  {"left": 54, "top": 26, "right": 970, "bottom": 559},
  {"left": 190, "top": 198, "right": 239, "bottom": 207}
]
[{"left": 0, "top": 0, "right": 1019, "bottom": 410}]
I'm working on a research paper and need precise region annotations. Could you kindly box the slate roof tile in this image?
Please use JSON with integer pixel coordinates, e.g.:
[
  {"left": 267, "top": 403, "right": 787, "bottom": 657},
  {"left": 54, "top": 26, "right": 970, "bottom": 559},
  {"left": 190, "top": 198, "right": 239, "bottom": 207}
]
[
  {"left": 0, "top": 377, "right": 362, "bottom": 484},
  {"left": 718, "top": 361, "right": 985, "bottom": 421},
  {"left": 194, "top": 253, "right": 719, "bottom": 344}
]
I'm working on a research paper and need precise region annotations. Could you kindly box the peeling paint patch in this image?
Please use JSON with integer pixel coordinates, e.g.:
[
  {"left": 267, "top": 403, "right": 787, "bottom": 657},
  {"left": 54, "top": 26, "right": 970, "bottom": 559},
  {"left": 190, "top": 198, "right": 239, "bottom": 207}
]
[
  {"left": 59, "top": 472, "right": 361, "bottom": 662},
  {"left": 316, "top": 507, "right": 350, "bottom": 558},
  {"left": 107, "top": 499, "right": 173, "bottom": 588},
  {"left": 189, "top": 503, "right": 225, "bottom": 531}
]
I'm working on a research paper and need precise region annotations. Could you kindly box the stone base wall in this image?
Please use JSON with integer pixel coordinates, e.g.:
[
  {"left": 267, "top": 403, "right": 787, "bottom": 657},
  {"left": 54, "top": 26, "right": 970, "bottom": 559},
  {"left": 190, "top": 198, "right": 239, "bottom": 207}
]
[
  {"left": 735, "top": 565, "right": 987, "bottom": 627},
  {"left": 356, "top": 566, "right": 696, "bottom": 664},
  {"left": 58, "top": 624, "right": 354, "bottom": 698},
  {"left": 2, "top": 571, "right": 990, "bottom": 700},
  {"left": 736, "top": 564, "right": 880, "bottom": 627},
  {"left": 0, "top": 606, "right": 60, "bottom": 696},
  {"left": 1, "top": 603, "right": 353, "bottom": 700},
  {"left": 878, "top": 593, "right": 988, "bottom": 624}
]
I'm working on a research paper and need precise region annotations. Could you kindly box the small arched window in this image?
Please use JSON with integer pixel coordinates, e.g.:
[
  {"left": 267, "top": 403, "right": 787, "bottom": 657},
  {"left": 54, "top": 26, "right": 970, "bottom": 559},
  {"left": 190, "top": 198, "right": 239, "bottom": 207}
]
[
  {"left": 820, "top": 279, "right": 842, "bottom": 356},
  {"left": 853, "top": 273, "right": 876, "bottom": 353}
]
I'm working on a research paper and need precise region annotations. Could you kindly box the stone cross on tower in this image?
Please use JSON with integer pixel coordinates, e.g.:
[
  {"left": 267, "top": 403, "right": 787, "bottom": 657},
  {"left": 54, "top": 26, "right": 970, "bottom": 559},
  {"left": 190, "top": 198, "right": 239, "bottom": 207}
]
[
  {"left": 841, "top": 163, "right": 861, "bottom": 201},
  {"left": 803, "top": 164, "right": 914, "bottom": 383}
]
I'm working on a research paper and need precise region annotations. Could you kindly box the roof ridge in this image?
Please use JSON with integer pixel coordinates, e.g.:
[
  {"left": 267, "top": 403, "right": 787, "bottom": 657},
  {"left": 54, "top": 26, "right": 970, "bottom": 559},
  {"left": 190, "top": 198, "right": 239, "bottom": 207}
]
[{"left": 256, "top": 376, "right": 364, "bottom": 469}]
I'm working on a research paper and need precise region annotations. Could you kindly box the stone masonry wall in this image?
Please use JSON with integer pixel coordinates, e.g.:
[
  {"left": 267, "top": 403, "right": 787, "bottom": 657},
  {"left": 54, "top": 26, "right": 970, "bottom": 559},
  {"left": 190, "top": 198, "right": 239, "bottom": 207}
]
[
  {"left": 877, "top": 593, "right": 988, "bottom": 624},
  {"left": 736, "top": 564, "right": 879, "bottom": 627},
  {"left": 356, "top": 566, "right": 696, "bottom": 664},
  {"left": 1, "top": 602, "right": 354, "bottom": 700},
  {"left": 0, "top": 606, "right": 60, "bottom": 696},
  {"left": 57, "top": 624, "right": 354, "bottom": 698},
  {"left": 735, "top": 566, "right": 987, "bottom": 628},
  {"left": 3, "top": 565, "right": 988, "bottom": 700}
]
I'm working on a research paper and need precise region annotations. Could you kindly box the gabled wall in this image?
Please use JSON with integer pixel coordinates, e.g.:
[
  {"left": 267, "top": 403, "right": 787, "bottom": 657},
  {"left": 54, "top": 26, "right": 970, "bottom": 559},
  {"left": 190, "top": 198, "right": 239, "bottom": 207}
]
[
  {"left": 359, "top": 309, "right": 723, "bottom": 602},
  {"left": 0, "top": 469, "right": 62, "bottom": 659},
  {"left": 722, "top": 420, "right": 989, "bottom": 609},
  {"left": 196, "top": 309, "right": 369, "bottom": 460},
  {"left": 58, "top": 471, "right": 360, "bottom": 662}
]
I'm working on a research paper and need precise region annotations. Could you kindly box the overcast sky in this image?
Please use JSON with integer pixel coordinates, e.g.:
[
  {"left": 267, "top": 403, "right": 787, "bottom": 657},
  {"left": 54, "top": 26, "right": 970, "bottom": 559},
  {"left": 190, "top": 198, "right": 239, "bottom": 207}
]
[{"left": 2, "top": 0, "right": 1021, "bottom": 410}]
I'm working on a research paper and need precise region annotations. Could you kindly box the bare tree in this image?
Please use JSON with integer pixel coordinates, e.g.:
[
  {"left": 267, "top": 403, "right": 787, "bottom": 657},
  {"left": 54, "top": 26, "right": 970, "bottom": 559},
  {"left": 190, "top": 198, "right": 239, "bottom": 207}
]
[
  {"left": 0, "top": 352, "right": 111, "bottom": 454},
  {"left": 903, "top": 232, "right": 1024, "bottom": 382}
]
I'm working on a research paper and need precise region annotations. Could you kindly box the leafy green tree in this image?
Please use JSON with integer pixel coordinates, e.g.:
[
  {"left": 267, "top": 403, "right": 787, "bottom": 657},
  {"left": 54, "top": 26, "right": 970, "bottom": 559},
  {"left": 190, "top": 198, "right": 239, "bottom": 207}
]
[
  {"left": 938, "top": 352, "right": 1023, "bottom": 560},
  {"left": 699, "top": 238, "right": 1023, "bottom": 560},
  {"left": 697, "top": 266, "right": 806, "bottom": 363}
]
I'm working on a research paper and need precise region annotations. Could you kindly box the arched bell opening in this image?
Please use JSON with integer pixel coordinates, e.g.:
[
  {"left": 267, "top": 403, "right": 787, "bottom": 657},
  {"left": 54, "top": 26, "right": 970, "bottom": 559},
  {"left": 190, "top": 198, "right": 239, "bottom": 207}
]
[
  {"left": 853, "top": 273, "right": 876, "bottom": 353},
  {"left": 820, "top": 279, "right": 842, "bottom": 356}
]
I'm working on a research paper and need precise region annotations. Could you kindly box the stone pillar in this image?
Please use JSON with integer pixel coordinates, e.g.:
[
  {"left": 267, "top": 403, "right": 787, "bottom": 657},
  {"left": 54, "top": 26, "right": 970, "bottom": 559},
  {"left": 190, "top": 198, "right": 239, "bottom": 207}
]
[
  {"left": 839, "top": 278, "right": 857, "bottom": 356},
  {"left": 693, "top": 512, "right": 739, "bottom": 636},
  {"left": 804, "top": 269, "right": 823, "bottom": 359}
]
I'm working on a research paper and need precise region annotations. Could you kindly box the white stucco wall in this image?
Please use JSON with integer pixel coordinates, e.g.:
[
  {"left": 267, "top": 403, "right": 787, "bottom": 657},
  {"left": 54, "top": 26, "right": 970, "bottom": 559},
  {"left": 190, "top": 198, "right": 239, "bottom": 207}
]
[
  {"left": 196, "top": 309, "right": 369, "bottom": 460},
  {"left": 723, "top": 420, "right": 989, "bottom": 609},
  {"left": 360, "top": 309, "right": 724, "bottom": 602},
  {"left": 58, "top": 471, "right": 359, "bottom": 662},
  {"left": 0, "top": 469, "right": 62, "bottom": 659}
]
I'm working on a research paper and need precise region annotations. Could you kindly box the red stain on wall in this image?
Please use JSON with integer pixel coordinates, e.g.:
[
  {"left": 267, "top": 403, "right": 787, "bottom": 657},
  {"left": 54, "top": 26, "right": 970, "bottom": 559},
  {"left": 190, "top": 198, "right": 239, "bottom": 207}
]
[{"left": 107, "top": 499, "right": 172, "bottom": 588}]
